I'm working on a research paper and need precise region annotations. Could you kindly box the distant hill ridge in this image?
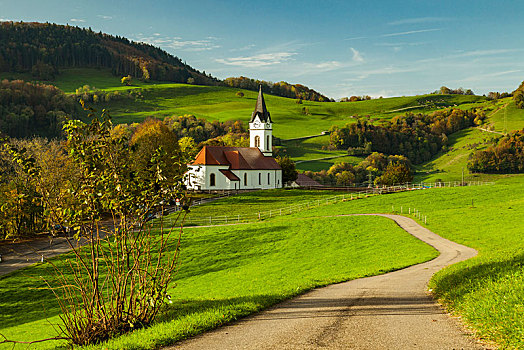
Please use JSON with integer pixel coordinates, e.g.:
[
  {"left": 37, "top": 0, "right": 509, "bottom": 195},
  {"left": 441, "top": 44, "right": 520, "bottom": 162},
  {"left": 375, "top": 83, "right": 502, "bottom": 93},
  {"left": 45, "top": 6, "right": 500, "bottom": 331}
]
[
  {"left": 0, "top": 21, "right": 330, "bottom": 101},
  {"left": 0, "top": 21, "right": 218, "bottom": 85}
]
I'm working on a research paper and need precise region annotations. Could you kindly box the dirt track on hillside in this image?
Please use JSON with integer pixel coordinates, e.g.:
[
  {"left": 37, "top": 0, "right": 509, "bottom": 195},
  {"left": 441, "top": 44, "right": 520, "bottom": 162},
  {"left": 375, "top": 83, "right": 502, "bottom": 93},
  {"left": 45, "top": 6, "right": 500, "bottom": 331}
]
[{"left": 168, "top": 214, "right": 488, "bottom": 350}]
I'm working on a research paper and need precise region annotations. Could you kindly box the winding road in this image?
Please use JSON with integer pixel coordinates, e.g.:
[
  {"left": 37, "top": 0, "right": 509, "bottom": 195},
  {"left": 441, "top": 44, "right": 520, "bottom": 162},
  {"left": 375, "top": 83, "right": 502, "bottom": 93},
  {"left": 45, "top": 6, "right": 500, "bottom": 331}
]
[{"left": 168, "top": 214, "right": 487, "bottom": 350}]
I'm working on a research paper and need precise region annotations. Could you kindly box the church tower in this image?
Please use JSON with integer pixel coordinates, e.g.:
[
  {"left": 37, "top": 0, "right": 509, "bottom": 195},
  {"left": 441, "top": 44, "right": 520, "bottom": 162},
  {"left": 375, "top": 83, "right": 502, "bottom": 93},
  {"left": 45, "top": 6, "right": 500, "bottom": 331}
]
[{"left": 249, "top": 86, "right": 273, "bottom": 156}]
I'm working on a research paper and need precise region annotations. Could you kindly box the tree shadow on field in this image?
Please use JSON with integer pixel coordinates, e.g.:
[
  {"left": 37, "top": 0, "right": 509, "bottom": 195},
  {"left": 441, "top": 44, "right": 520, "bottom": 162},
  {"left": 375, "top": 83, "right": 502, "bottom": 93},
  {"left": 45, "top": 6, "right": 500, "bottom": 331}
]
[{"left": 432, "top": 252, "right": 524, "bottom": 300}]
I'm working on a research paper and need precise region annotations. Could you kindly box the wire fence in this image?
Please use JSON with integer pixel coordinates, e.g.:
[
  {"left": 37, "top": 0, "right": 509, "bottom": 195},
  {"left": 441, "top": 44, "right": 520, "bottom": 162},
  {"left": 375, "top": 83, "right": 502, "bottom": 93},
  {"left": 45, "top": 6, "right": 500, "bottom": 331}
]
[{"left": 155, "top": 180, "right": 494, "bottom": 228}]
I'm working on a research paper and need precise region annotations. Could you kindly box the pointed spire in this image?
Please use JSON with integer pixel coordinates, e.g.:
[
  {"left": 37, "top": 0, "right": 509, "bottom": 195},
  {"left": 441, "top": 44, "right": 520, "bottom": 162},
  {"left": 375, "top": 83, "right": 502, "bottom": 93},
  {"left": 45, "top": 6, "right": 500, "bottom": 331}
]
[{"left": 250, "top": 85, "right": 272, "bottom": 123}]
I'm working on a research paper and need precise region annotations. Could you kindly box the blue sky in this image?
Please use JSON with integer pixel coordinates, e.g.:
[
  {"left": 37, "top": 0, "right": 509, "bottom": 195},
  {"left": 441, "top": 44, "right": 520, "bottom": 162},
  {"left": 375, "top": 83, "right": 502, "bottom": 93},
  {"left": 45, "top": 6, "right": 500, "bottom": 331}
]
[{"left": 2, "top": 0, "right": 524, "bottom": 98}]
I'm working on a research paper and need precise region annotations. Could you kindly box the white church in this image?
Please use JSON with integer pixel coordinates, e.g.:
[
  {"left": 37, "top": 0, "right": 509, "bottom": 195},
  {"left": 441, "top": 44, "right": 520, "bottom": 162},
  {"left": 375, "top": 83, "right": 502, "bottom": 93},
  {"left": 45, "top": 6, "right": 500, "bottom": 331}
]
[{"left": 185, "top": 87, "right": 283, "bottom": 191}]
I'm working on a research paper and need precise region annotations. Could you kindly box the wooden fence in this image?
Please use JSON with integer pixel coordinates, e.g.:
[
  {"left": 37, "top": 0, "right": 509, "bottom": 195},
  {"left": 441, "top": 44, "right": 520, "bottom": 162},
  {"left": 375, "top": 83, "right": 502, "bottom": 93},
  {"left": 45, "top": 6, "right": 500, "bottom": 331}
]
[{"left": 156, "top": 181, "right": 493, "bottom": 228}]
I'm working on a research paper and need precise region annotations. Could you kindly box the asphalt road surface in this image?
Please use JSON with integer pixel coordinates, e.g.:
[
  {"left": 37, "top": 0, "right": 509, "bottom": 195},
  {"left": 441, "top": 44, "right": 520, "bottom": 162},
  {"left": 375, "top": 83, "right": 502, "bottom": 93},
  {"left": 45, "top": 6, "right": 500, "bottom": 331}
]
[{"left": 169, "top": 214, "right": 488, "bottom": 350}]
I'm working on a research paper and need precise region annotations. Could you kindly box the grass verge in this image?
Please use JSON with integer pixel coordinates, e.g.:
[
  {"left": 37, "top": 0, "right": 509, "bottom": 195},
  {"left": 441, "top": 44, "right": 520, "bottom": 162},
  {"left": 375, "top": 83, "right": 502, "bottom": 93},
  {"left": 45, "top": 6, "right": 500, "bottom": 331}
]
[
  {"left": 0, "top": 214, "right": 437, "bottom": 349},
  {"left": 286, "top": 176, "right": 524, "bottom": 348}
]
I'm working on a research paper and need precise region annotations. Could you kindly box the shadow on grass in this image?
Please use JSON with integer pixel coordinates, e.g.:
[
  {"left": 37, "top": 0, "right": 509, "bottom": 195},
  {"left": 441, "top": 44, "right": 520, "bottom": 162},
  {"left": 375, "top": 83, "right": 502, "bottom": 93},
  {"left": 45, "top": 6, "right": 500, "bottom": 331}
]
[
  {"left": 0, "top": 264, "right": 63, "bottom": 329},
  {"left": 431, "top": 251, "right": 524, "bottom": 302}
]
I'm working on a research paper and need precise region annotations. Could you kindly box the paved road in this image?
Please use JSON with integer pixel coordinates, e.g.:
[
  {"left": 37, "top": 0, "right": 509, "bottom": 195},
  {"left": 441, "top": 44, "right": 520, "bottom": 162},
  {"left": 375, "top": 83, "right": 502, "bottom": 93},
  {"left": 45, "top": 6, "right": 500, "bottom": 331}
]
[
  {"left": 0, "top": 235, "right": 80, "bottom": 276},
  {"left": 169, "top": 214, "right": 487, "bottom": 350}
]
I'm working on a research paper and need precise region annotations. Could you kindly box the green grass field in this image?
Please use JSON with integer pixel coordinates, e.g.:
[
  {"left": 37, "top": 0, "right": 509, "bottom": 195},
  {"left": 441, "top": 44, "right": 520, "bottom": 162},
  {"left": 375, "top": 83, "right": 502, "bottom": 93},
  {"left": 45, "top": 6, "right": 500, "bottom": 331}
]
[
  {"left": 178, "top": 188, "right": 341, "bottom": 225},
  {"left": 488, "top": 98, "right": 524, "bottom": 133},
  {"left": 414, "top": 127, "right": 501, "bottom": 182},
  {"left": 6, "top": 67, "right": 524, "bottom": 176},
  {"left": 413, "top": 97, "right": 524, "bottom": 182},
  {"left": 2, "top": 177, "right": 524, "bottom": 348},
  {"left": 286, "top": 176, "right": 524, "bottom": 348},
  {"left": 279, "top": 135, "right": 365, "bottom": 171},
  {"left": 0, "top": 213, "right": 437, "bottom": 349},
  {"left": 3, "top": 67, "right": 489, "bottom": 140}
]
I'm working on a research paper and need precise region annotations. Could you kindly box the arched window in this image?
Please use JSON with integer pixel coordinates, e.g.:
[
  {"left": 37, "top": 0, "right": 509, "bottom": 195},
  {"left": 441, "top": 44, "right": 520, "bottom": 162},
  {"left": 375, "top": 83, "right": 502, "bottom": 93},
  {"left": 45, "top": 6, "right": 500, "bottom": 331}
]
[
  {"left": 244, "top": 173, "right": 248, "bottom": 186},
  {"left": 210, "top": 173, "right": 216, "bottom": 187},
  {"left": 267, "top": 135, "right": 270, "bottom": 150},
  {"left": 259, "top": 173, "right": 261, "bottom": 185},
  {"left": 254, "top": 135, "right": 260, "bottom": 147},
  {"left": 267, "top": 173, "right": 270, "bottom": 184}
]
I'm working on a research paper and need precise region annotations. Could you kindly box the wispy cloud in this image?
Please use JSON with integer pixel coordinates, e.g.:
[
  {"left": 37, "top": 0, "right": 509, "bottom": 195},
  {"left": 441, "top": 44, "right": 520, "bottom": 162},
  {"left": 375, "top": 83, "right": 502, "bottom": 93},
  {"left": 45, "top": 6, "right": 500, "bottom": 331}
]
[
  {"left": 350, "top": 47, "right": 364, "bottom": 62},
  {"left": 382, "top": 28, "right": 441, "bottom": 37},
  {"left": 416, "top": 48, "right": 524, "bottom": 64},
  {"left": 351, "top": 65, "right": 424, "bottom": 81},
  {"left": 230, "top": 44, "right": 256, "bottom": 52},
  {"left": 453, "top": 49, "right": 524, "bottom": 58},
  {"left": 388, "top": 17, "right": 452, "bottom": 26},
  {"left": 315, "top": 61, "right": 342, "bottom": 69},
  {"left": 216, "top": 52, "right": 296, "bottom": 68},
  {"left": 344, "top": 36, "right": 367, "bottom": 41},
  {"left": 135, "top": 34, "right": 220, "bottom": 52},
  {"left": 69, "top": 18, "right": 86, "bottom": 23},
  {"left": 97, "top": 15, "right": 113, "bottom": 20},
  {"left": 466, "top": 70, "right": 522, "bottom": 81}
]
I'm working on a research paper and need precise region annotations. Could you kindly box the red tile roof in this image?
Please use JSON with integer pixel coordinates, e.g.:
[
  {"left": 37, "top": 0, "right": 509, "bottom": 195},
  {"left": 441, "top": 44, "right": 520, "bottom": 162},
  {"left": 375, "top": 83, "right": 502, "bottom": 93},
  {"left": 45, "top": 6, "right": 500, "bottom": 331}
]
[
  {"left": 219, "top": 169, "right": 240, "bottom": 181},
  {"left": 192, "top": 146, "right": 281, "bottom": 170},
  {"left": 295, "top": 173, "right": 323, "bottom": 187}
]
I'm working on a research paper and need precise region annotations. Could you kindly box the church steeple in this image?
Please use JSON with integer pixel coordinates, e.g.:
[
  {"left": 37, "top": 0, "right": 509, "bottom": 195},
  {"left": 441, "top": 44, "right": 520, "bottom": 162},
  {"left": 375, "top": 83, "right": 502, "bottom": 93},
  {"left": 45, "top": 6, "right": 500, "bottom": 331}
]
[
  {"left": 250, "top": 86, "right": 272, "bottom": 123},
  {"left": 249, "top": 86, "right": 273, "bottom": 156}
]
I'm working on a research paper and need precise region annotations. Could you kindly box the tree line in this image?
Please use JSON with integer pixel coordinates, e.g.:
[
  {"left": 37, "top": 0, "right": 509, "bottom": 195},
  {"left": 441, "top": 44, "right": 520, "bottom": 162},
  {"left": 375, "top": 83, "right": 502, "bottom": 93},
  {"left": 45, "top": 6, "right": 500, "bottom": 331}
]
[
  {"left": 468, "top": 129, "right": 524, "bottom": 173},
  {"left": 0, "top": 22, "right": 331, "bottom": 102},
  {"left": 0, "top": 79, "right": 79, "bottom": 138},
  {"left": 0, "top": 111, "right": 187, "bottom": 345},
  {"left": 224, "top": 76, "right": 332, "bottom": 102},
  {"left": 329, "top": 108, "right": 486, "bottom": 164},
  {"left": 0, "top": 21, "right": 218, "bottom": 85},
  {"left": 303, "top": 152, "right": 413, "bottom": 186},
  {"left": 513, "top": 80, "right": 524, "bottom": 109}
]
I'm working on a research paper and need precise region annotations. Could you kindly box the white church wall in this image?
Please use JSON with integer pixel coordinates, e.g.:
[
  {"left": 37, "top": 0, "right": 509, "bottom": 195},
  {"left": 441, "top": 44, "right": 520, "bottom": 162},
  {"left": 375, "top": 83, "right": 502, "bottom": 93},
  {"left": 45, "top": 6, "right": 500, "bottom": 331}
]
[{"left": 186, "top": 166, "right": 283, "bottom": 191}]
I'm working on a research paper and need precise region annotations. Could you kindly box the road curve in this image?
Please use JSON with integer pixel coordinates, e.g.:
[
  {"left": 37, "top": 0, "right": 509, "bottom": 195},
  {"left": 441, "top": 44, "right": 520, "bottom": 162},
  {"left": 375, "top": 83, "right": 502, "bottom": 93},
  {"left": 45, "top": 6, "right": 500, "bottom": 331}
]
[{"left": 168, "top": 214, "right": 487, "bottom": 350}]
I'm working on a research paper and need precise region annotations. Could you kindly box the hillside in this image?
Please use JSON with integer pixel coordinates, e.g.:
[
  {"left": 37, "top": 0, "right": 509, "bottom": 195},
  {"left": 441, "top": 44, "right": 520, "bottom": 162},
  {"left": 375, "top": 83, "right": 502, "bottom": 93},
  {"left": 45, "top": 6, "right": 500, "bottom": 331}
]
[
  {"left": 0, "top": 22, "right": 329, "bottom": 102},
  {"left": 0, "top": 21, "right": 218, "bottom": 85},
  {"left": 56, "top": 70, "right": 485, "bottom": 138}
]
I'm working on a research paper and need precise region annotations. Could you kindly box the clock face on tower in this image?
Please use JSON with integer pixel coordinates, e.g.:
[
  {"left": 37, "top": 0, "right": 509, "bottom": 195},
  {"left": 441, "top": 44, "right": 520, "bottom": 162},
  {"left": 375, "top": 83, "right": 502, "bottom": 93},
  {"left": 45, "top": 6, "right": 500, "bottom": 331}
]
[
  {"left": 253, "top": 121, "right": 260, "bottom": 128},
  {"left": 266, "top": 123, "right": 271, "bottom": 128}
]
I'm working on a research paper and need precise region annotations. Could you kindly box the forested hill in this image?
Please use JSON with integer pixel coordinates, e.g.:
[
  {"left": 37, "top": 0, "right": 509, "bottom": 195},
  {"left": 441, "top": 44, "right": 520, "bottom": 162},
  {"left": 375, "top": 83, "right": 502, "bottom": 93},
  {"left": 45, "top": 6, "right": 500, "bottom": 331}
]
[
  {"left": 0, "top": 21, "right": 219, "bottom": 85},
  {"left": 0, "top": 21, "right": 330, "bottom": 101}
]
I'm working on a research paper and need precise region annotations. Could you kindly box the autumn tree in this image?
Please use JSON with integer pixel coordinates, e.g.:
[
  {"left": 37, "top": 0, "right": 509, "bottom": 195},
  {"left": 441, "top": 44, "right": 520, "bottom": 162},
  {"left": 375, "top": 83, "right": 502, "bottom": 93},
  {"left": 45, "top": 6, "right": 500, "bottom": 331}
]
[
  {"left": 276, "top": 156, "right": 298, "bottom": 184},
  {"left": 121, "top": 75, "right": 132, "bottom": 86},
  {"left": 336, "top": 170, "right": 355, "bottom": 186},
  {"left": 375, "top": 163, "right": 413, "bottom": 185},
  {"left": 4, "top": 107, "right": 188, "bottom": 346},
  {"left": 513, "top": 81, "right": 524, "bottom": 109},
  {"left": 130, "top": 117, "right": 186, "bottom": 177}
]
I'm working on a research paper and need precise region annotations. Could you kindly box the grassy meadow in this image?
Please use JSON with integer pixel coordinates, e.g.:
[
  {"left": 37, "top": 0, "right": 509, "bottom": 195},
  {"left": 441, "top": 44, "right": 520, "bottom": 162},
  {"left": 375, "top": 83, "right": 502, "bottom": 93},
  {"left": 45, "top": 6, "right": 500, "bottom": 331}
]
[
  {"left": 3, "top": 67, "right": 490, "bottom": 140},
  {"left": 414, "top": 127, "right": 501, "bottom": 182},
  {"left": 0, "top": 213, "right": 437, "bottom": 349},
  {"left": 286, "top": 175, "right": 524, "bottom": 348},
  {"left": 2, "top": 175, "right": 524, "bottom": 348},
  {"left": 489, "top": 98, "right": 524, "bottom": 133},
  {"left": 7, "top": 67, "right": 524, "bottom": 177}
]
